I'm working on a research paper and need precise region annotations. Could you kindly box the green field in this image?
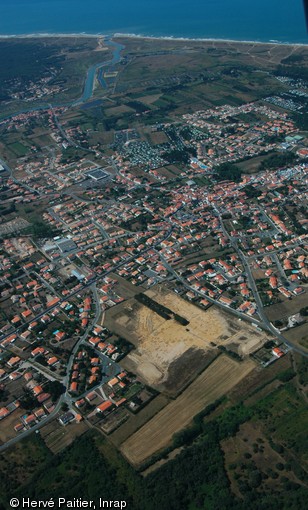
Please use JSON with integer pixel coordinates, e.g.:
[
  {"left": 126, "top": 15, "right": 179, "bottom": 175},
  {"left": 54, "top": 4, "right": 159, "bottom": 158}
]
[{"left": 8, "top": 142, "right": 29, "bottom": 157}]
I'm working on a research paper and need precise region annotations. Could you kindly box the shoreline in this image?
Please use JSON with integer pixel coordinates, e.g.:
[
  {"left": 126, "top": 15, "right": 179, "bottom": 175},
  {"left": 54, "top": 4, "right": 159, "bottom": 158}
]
[{"left": 0, "top": 31, "right": 307, "bottom": 47}]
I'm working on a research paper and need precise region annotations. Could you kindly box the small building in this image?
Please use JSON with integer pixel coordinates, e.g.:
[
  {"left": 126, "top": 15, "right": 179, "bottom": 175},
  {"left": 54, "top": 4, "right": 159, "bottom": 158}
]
[
  {"left": 59, "top": 412, "right": 75, "bottom": 426},
  {"left": 97, "top": 401, "right": 113, "bottom": 414}
]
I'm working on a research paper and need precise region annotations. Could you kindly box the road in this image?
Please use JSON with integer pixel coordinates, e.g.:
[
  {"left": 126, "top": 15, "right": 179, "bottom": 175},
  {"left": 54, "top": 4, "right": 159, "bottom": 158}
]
[
  {"left": 158, "top": 253, "right": 266, "bottom": 329},
  {"left": 64, "top": 283, "right": 101, "bottom": 401},
  {"left": 0, "top": 283, "right": 101, "bottom": 453},
  {"left": 0, "top": 225, "right": 175, "bottom": 452},
  {"left": 238, "top": 249, "right": 307, "bottom": 357},
  {"left": 212, "top": 207, "right": 308, "bottom": 358},
  {"left": 0, "top": 157, "right": 38, "bottom": 195}
]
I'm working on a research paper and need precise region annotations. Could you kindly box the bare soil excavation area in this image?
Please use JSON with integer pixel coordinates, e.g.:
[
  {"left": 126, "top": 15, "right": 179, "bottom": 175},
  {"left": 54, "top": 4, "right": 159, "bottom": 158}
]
[{"left": 106, "top": 285, "right": 266, "bottom": 391}]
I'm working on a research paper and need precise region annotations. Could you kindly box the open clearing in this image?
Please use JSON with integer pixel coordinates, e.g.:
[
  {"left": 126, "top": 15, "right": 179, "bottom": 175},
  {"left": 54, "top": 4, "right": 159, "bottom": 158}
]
[
  {"left": 121, "top": 354, "right": 255, "bottom": 467},
  {"left": 284, "top": 323, "right": 308, "bottom": 351},
  {"left": 0, "top": 409, "right": 25, "bottom": 445},
  {"left": 40, "top": 419, "right": 88, "bottom": 454},
  {"left": 265, "top": 292, "right": 308, "bottom": 322},
  {"left": 221, "top": 421, "right": 304, "bottom": 497},
  {"left": 106, "top": 285, "right": 266, "bottom": 390}
]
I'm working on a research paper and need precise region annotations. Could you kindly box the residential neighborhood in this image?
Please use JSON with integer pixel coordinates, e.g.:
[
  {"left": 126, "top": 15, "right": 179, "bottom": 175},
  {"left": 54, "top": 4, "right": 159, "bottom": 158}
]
[{"left": 0, "top": 35, "right": 307, "bottom": 472}]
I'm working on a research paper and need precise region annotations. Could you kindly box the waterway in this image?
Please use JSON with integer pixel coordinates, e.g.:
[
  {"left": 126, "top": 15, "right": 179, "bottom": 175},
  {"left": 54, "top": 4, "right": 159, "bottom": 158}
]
[
  {"left": 73, "top": 38, "right": 124, "bottom": 105},
  {"left": 0, "top": 38, "right": 124, "bottom": 121}
]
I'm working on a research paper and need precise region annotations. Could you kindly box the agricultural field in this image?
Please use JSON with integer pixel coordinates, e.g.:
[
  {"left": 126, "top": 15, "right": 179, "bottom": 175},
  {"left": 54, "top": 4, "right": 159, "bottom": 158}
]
[
  {"left": 112, "top": 37, "right": 300, "bottom": 115},
  {"left": 40, "top": 419, "right": 88, "bottom": 454},
  {"left": 121, "top": 354, "right": 255, "bottom": 467},
  {"left": 110, "top": 394, "right": 169, "bottom": 447}
]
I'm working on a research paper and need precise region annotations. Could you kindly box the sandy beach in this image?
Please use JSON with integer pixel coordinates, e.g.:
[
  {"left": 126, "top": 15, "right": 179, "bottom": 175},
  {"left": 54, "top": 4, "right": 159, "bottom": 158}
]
[{"left": 0, "top": 32, "right": 306, "bottom": 47}]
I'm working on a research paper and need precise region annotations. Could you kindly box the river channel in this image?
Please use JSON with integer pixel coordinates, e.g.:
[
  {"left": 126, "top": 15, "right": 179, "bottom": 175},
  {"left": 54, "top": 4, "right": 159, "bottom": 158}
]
[{"left": 0, "top": 38, "right": 124, "bottom": 121}]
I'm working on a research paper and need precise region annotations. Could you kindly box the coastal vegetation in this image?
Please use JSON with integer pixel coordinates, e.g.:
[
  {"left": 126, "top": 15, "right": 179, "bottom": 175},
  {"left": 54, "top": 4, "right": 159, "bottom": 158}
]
[{"left": 1, "top": 371, "right": 307, "bottom": 510}]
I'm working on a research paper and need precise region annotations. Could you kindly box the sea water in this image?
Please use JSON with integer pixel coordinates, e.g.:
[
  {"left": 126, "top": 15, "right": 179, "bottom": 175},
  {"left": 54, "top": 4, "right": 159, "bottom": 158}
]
[{"left": 0, "top": 0, "right": 307, "bottom": 43}]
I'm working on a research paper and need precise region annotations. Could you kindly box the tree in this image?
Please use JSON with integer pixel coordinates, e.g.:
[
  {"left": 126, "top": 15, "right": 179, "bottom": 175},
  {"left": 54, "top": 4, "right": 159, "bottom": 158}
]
[{"left": 214, "top": 162, "right": 242, "bottom": 183}]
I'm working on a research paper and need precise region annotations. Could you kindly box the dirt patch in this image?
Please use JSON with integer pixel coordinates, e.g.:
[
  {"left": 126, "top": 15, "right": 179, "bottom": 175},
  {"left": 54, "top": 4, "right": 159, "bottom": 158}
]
[
  {"left": 284, "top": 323, "right": 308, "bottom": 351},
  {"left": 158, "top": 347, "right": 219, "bottom": 396},
  {"left": 265, "top": 292, "right": 308, "bottom": 322},
  {"left": 121, "top": 355, "right": 255, "bottom": 467},
  {"left": 107, "top": 286, "right": 230, "bottom": 386},
  {"left": 107, "top": 285, "right": 267, "bottom": 390},
  {"left": 40, "top": 418, "right": 88, "bottom": 454},
  {"left": 0, "top": 408, "right": 25, "bottom": 444}
]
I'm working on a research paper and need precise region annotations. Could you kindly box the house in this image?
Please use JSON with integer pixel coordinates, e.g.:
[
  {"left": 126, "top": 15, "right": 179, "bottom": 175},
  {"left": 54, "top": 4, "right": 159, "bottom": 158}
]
[
  {"left": 9, "top": 372, "right": 22, "bottom": 381},
  {"left": 33, "top": 385, "right": 43, "bottom": 396},
  {"left": 47, "top": 356, "right": 58, "bottom": 366},
  {"left": 21, "top": 309, "right": 32, "bottom": 319},
  {"left": 108, "top": 377, "right": 119, "bottom": 388},
  {"left": 293, "top": 287, "right": 304, "bottom": 296},
  {"left": 59, "top": 412, "right": 75, "bottom": 426},
  {"left": 31, "top": 347, "right": 45, "bottom": 357},
  {"left": 96, "top": 401, "right": 113, "bottom": 413},
  {"left": 24, "top": 414, "right": 37, "bottom": 426},
  {"left": 272, "top": 347, "right": 284, "bottom": 358},
  {"left": 269, "top": 276, "right": 278, "bottom": 289},
  {"left": 0, "top": 407, "right": 10, "bottom": 420},
  {"left": 85, "top": 391, "right": 96, "bottom": 402},
  {"left": 14, "top": 423, "right": 24, "bottom": 432},
  {"left": 115, "top": 398, "right": 127, "bottom": 407},
  {"left": 35, "top": 408, "right": 46, "bottom": 419},
  {"left": 37, "top": 393, "right": 51, "bottom": 404},
  {"left": 70, "top": 382, "right": 78, "bottom": 393},
  {"left": 7, "top": 356, "right": 21, "bottom": 368}
]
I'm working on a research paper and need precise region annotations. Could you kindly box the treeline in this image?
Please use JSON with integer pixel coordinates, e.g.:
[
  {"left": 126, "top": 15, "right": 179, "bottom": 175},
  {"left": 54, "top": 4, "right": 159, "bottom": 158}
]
[
  {"left": 259, "top": 151, "right": 296, "bottom": 171},
  {"left": 25, "top": 220, "right": 58, "bottom": 239},
  {"left": 218, "top": 345, "right": 243, "bottom": 361},
  {"left": 3, "top": 394, "right": 308, "bottom": 510},
  {"left": 275, "top": 64, "right": 308, "bottom": 81},
  {"left": 292, "top": 112, "right": 308, "bottom": 131},
  {"left": 163, "top": 148, "right": 190, "bottom": 164},
  {"left": 214, "top": 162, "right": 242, "bottom": 182},
  {"left": 135, "top": 293, "right": 189, "bottom": 325},
  {"left": 172, "top": 397, "right": 225, "bottom": 448}
]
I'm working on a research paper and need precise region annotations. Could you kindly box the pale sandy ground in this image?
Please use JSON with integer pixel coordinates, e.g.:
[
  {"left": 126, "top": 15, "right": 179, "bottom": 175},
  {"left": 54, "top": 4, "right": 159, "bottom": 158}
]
[{"left": 122, "top": 286, "right": 265, "bottom": 385}]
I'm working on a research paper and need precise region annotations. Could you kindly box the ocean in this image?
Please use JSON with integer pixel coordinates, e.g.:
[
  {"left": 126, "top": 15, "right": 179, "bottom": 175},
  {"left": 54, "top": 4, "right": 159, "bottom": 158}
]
[{"left": 0, "top": 0, "right": 307, "bottom": 43}]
